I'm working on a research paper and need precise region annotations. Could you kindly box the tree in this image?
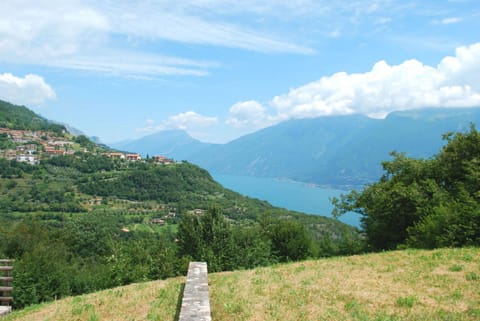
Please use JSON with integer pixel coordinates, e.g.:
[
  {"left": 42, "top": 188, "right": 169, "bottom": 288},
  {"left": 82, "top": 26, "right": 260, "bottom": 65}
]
[
  {"left": 333, "top": 125, "right": 480, "bottom": 250},
  {"left": 177, "top": 208, "right": 238, "bottom": 272},
  {"left": 74, "top": 135, "right": 96, "bottom": 151},
  {"left": 261, "top": 218, "right": 314, "bottom": 262},
  {"left": 13, "top": 241, "right": 71, "bottom": 308}
]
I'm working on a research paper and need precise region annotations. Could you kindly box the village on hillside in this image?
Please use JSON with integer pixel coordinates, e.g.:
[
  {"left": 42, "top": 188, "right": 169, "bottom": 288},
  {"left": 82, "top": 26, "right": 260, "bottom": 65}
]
[{"left": 0, "top": 128, "right": 174, "bottom": 165}]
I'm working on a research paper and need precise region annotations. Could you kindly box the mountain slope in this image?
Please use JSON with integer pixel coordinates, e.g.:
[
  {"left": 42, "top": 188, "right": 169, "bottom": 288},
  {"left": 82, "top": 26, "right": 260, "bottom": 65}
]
[
  {"left": 189, "top": 107, "right": 480, "bottom": 185},
  {"left": 110, "top": 129, "right": 213, "bottom": 160},
  {"left": 191, "top": 115, "right": 377, "bottom": 185},
  {"left": 113, "top": 107, "right": 480, "bottom": 186}
]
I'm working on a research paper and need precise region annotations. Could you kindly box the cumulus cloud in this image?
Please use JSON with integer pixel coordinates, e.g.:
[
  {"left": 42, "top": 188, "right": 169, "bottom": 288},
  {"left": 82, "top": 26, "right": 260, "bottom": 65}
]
[
  {"left": 0, "top": 73, "right": 56, "bottom": 105},
  {"left": 226, "top": 100, "right": 276, "bottom": 129},
  {"left": 138, "top": 111, "right": 218, "bottom": 134},
  {"left": 227, "top": 43, "right": 480, "bottom": 128},
  {"left": 165, "top": 111, "right": 218, "bottom": 130}
]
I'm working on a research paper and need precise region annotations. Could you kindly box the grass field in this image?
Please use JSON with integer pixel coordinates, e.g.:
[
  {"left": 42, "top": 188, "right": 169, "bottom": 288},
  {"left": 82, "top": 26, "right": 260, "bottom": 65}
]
[
  {"left": 4, "top": 247, "right": 479, "bottom": 321},
  {"left": 209, "top": 247, "right": 480, "bottom": 321}
]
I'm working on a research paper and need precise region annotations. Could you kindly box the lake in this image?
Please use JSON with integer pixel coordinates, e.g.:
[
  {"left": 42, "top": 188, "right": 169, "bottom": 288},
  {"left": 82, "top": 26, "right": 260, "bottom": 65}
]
[{"left": 212, "top": 174, "right": 361, "bottom": 227}]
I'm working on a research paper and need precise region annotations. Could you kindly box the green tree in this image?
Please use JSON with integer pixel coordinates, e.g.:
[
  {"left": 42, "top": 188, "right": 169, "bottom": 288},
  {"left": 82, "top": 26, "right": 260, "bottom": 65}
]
[
  {"left": 333, "top": 125, "right": 480, "bottom": 250},
  {"left": 13, "top": 242, "right": 71, "bottom": 308},
  {"left": 74, "top": 135, "right": 96, "bottom": 150},
  {"left": 232, "top": 225, "right": 272, "bottom": 268},
  {"left": 177, "top": 208, "right": 238, "bottom": 272},
  {"left": 261, "top": 218, "right": 314, "bottom": 262}
]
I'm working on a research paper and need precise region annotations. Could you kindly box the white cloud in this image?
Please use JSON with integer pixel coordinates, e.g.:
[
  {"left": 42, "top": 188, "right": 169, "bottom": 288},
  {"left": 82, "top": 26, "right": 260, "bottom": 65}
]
[
  {"left": 48, "top": 52, "right": 213, "bottom": 78},
  {"left": 166, "top": 111, "right": 218, "bottom": 130},
  {"left": 1, "top": 1, "right": 469, "bottom": 79},
  {"left": 272, "top": 43, "right": 480, "bottom": 118},
  {"left": 0, "top": 73, "right": 56, "bottom": 105},
  {"left": 226, "top": 100, "right": 276, "bottom": 129},
  {"left": 138, "top": 111, "right": 218, "bottom": 134},
  {"left": 440, "top": 17, "right": 463, "bottom": 25},
  {"left": 227, "top": 43, "right": 480, "bottom": 128},
  {"left": 0, "top": 1, "right": 109, "bottom": 60},
  {"left": 105, "top": 5, "right": 314, "bottom": 55},
  {"left": 0, "top": 0, "right": 314, "bottom": 78}
]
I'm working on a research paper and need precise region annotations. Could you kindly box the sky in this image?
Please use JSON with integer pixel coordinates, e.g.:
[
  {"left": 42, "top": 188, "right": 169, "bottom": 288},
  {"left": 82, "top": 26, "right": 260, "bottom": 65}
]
[{"left": 1, "top": 0, "right": 480, "bottom": 144}]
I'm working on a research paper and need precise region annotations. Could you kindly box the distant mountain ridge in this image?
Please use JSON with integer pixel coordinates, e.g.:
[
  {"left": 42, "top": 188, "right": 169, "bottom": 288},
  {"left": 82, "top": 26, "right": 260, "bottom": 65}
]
[
  {"left": 116, "top": 107, "right": 480, "bottom": 186},
  {"left": 110, "top": 129, "right": 213, "bottom": 160}
]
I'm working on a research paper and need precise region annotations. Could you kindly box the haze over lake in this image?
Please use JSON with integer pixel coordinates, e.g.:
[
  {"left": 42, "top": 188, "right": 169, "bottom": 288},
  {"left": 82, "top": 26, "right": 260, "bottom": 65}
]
[{"left": 213, "top": 174, "right": 361, "bottom": 227}]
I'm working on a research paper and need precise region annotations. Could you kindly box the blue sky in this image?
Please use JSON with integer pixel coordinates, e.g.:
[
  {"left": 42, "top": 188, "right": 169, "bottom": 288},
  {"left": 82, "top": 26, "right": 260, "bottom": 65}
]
[{"left": 1, "top": 0, "right": 480, "bottom": 144}]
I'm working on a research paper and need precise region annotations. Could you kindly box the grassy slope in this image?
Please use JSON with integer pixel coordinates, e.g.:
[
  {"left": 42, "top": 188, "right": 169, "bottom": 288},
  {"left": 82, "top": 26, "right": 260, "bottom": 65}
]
[{"left": 4, "top": 248, "right": 480, "bottom": 321}]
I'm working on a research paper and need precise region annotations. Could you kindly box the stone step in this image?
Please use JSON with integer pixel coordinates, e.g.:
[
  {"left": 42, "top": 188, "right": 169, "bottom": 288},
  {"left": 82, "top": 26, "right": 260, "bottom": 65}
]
[
  {"left": 0, "top": 306, "right": 12, "bottom": 316},
  {"left": 0, "top": 260, "right": 13, "bottom": 264}
]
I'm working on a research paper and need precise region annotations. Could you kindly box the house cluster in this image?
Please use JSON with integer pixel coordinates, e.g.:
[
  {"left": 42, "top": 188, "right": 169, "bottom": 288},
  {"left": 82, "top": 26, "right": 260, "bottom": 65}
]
[
  {"left": 0, "top": 128, "right": 75, "bottom": 165},
  {"left": 150, "top": 209, "right": 179, "bottom": 226},
  {"left": 1, "top": 127, "right": 176, "bottom": 166},
  {"left": 150, "top": 218, "right": 166, "bottom": 226},
  {"left": 152, "top": 155, "right": 175, "bottom": 164},
  {"left": 103, "top": 152, "right": 142, "bottom": 161},
  {"left": 103, "top": 152, "right": 175, "bottom": 164}
]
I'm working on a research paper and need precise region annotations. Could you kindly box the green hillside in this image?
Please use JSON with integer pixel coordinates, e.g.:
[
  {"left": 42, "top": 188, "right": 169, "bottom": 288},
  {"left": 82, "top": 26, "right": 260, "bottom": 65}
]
[
  {"left": 0, "top": 100, "right": 65, "bottom": 133},
  {"left": 4, "top": 247, "right": 479, "bottom": 321},
  {"left": 0, "top": 100, "right": 361, "bottom": 309}
]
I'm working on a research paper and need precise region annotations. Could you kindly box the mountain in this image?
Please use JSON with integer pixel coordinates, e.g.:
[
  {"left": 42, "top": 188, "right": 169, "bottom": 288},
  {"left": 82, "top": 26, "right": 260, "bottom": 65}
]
[
  {"left": 191, "top": 114, "right": 377, "bottom": 185},
  {"left": 107, "top": 107, "right": 480, "bottom": 186},
  {"left": 188, "top": 107, "right": 480, "bottom": 186},
  {"left": 110, "top": 129, "right": 213, "bottom": 160}
]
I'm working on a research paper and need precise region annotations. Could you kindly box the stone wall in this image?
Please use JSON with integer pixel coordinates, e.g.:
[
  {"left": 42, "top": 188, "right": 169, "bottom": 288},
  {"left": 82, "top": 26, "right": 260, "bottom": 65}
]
[{"left": 178, "top": 262, "right": 211, "bottom": 321}]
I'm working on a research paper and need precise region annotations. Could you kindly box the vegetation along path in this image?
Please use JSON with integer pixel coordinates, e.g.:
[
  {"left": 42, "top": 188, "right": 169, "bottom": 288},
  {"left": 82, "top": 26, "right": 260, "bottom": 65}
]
[{"left": 2, "top": 247, "right": 479, "bottom": 321}]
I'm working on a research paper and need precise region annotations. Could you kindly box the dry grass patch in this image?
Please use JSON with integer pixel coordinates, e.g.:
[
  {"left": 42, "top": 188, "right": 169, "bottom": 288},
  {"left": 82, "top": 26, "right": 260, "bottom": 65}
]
[
  {"left": 3, "top": 277, "right": 184, "bottom": 321},
  {"left": 209, "top": 248, "right": 480, "bottom": 321}
]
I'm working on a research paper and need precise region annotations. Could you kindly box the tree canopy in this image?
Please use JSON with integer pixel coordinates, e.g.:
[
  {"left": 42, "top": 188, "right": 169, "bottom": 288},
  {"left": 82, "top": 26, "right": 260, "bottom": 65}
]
[{"left": 333, "top": 124, "right": 480, "bottom": 250}]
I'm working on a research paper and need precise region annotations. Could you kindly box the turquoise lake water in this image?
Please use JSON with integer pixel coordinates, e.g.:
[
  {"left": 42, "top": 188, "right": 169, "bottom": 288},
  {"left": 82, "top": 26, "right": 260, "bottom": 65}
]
[{"left": 212, "top": 174, "right": 361, "bottom": 227}]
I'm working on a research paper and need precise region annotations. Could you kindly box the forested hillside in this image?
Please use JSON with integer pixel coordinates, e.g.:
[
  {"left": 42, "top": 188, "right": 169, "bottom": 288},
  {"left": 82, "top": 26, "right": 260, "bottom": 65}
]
[
  {"left": 0, "top": 101, "right": 361, "bottom": 309},
  {"left": 0, "top": 100, "right": 65, "bottom": 134},
  {"left": 0, "top": 155, "right": 360, "bottom": 309}
]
